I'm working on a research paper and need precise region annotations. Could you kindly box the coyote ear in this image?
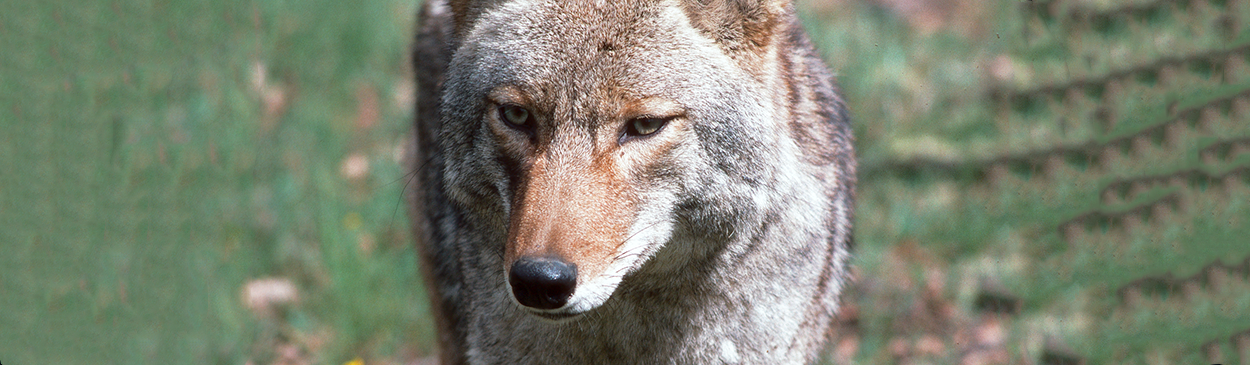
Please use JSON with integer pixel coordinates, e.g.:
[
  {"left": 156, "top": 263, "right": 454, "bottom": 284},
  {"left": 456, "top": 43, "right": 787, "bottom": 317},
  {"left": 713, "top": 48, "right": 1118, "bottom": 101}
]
[{"left": 680, "top": 0, "right": 792, "bottom": 53}]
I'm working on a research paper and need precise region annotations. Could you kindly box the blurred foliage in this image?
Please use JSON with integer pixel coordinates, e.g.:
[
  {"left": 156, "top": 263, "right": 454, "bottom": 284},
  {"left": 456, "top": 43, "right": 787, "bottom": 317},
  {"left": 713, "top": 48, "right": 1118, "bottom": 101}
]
[
  {"left": 815, "top": 0, "right": 1250, "bottom": 364},
  {"left": 1, "top": 0, "right": 1247, "bottom": 364},
  {"left": 1, "top": 0, "right": 431, "bottom": 363}
]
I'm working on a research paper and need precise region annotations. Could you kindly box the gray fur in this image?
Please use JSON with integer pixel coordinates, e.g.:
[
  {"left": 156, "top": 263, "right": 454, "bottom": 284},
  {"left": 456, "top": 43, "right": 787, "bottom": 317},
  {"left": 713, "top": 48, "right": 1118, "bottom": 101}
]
[{"left": 408, "top": 0, "right": 856, "bottom": 363}]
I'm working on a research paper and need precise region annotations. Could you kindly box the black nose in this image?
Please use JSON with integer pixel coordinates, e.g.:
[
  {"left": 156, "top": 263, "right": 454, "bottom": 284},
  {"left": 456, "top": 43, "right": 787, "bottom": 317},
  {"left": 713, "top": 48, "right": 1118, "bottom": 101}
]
[{"left": 509, "top": 257, "right": 577, "bottom": 310}]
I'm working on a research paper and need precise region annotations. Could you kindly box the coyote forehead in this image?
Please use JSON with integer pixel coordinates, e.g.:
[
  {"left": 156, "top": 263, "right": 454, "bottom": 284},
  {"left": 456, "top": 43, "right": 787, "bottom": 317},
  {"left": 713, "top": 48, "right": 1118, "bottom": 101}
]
[{"left": 461, "top": 0, "right": 751, "bottom": 101}]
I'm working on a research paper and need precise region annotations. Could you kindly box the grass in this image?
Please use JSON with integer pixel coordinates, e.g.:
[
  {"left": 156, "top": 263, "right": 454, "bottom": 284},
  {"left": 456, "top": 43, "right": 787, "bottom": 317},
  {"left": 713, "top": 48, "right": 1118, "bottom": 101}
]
[
  {"left": 1, "top": 0, "right": 430, "bottom": 363},
  {"left": 2, "top": 0, "right": 1248, "bottom": 364}
]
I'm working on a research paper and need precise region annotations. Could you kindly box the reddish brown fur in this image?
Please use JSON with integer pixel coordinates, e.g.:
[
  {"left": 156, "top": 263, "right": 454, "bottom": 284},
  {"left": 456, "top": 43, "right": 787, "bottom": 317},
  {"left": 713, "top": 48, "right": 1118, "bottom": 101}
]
[
  {"left": 486, "top": 84, "right": 688, "bottom": 285},
  {"left": 504, "top": 151, "right": 636, "bottom": 284},
  {"left": 679, "top": 0, "right": 789, "bottom": 69}
]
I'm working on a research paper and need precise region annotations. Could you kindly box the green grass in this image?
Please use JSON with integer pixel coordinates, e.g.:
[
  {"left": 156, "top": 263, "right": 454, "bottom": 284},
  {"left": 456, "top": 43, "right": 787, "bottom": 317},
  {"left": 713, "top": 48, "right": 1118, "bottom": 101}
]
[
  {"left": 1, "top": 0, "right": 430, "bottom": 363},
  {"left": 3, "top": 0, "right": 1249, "bottom": 364}
]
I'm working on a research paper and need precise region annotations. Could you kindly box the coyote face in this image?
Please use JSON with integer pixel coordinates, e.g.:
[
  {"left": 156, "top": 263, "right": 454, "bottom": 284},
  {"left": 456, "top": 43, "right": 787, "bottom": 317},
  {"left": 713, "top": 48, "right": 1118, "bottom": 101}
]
[
  {"left": 438, "top": 1, "right": 800, "bottom": 319},
  {"left": 415, "top": 0, "right": 854, "bottom": 361}
]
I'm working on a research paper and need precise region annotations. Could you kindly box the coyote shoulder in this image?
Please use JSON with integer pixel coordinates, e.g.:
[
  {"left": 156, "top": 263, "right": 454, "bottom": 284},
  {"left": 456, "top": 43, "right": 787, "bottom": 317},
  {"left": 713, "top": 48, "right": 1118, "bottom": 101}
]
[{"left": 408, "top": 0, "right": 856, "bottom": 363}]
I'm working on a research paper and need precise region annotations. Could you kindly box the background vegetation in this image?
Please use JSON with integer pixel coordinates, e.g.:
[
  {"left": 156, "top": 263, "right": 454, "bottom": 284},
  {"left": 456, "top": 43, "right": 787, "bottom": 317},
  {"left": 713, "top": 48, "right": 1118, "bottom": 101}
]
[{"left": 1, "top": 0, "right": 1247, "bottom": 364}]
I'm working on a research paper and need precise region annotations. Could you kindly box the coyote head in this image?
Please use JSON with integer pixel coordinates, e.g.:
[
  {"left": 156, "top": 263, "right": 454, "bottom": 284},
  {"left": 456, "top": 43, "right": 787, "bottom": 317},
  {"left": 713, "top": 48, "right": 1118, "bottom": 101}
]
[{"left": 437, "top": 0, "right": 814, "bottom": 320}]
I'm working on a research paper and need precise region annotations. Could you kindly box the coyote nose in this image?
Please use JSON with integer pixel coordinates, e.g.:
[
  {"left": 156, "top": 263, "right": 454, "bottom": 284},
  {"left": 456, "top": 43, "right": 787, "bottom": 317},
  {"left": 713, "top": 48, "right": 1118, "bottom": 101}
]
[{"left": 509, "top": 257, "right": 577, "bottom": 310}]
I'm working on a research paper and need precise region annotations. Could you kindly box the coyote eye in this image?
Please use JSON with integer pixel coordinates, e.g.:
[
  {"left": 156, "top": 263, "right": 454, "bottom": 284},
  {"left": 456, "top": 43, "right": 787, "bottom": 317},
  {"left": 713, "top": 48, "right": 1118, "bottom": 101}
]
[
  {"left": 626, "top": 117, "right": 668, "bottom": 138},
  {"left": 498, "top": 105, "right": 531, "bottom": 128}
]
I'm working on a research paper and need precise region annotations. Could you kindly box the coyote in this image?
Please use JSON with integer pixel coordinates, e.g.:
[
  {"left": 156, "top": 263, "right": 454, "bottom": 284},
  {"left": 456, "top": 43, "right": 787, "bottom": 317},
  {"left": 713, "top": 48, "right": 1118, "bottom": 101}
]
[{"left": 407, "top": 0, "right": 855, "bottom": 363}]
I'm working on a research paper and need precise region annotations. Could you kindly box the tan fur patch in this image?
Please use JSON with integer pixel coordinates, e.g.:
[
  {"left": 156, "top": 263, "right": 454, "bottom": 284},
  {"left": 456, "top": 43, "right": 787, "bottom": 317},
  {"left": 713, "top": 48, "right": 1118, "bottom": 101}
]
[
  {"left": 493, "top": 83, "right": 686, "bottom": 285},
  {"left": 504, "top": 149, "right": 636, "bottom": 285},
  {"left": 678, "top": 0, "right": 789, "bottom": 52},
  {"left": 621, "top": 97, "right": 685, "bottom": 121}
]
